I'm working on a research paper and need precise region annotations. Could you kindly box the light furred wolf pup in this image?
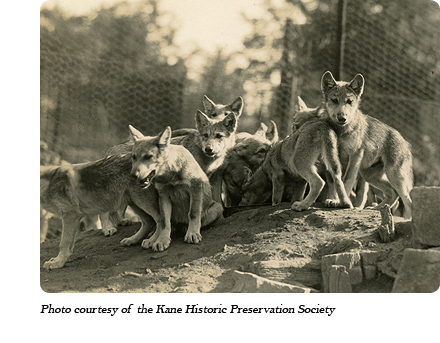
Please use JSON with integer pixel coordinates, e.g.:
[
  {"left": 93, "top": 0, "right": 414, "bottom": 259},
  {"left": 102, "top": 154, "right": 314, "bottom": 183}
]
[
  {"left": 171, "top": 110, "right": 238, "bottom": 203},
  {"left": 320, "top": 71, "right": 413, "bottom": 219},
  {"left": 240, "top": 117, "right": 353, "bottom": 211},
  {"left": 171, "top": 95, "right": 244, "bottom": 137},
  {"left": 40, "top": 126, "right": 222, "bottom": 269},
  {"left": 122, "top": 126, "right": 223, "bottom": 251}
]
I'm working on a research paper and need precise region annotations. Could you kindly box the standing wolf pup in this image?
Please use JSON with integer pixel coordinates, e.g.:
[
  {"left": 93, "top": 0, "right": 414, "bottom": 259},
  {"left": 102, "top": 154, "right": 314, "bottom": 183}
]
[
  {"left": 240, "top": 118, "right": 353, "bottom": 211},
  {"left": 320, "top": 71, "right": 413, "bottom": 219}
]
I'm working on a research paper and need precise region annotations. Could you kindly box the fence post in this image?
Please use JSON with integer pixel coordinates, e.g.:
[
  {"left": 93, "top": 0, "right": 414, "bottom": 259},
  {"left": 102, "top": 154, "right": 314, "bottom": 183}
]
[
  {"left": 276, "top": 18, "right": 295, "bottom": 138},
  {"left": 335, "top": 0, "right": 347, "bottom": 80}
]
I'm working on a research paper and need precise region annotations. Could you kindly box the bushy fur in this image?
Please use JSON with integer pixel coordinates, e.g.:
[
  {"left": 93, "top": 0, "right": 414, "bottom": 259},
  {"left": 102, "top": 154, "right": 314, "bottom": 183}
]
[
  {"left": 222, "top": 121, "right": 279, "bottom": 206},
  {"left": 320, "top": 71, "right": 413, "bottom": 218},
  {"left": 240, "top": 119, "right": 353, "bottom": 211},
  {"left": 40, "top": 127, "right": 223, "bottom": 269}
]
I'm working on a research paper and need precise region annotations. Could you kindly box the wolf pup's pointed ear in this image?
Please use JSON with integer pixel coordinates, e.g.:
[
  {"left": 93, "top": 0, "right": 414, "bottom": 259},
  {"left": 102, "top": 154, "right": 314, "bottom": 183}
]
[
  {"left": 229, "top": 96, "right": 244, "bottom": 117},
  {"left": 296, "top": 96, "right": 308, "bottom": 112},
  {"left": 255, "top": 122, "right": 268, "bottom": 137},
  {"left": 195, "top": 109, "right": 210, "bottom": 130},
  {"left": 222, "top": 112, "right": 238, "bottom": 133},
  {"left": 266, "top": 120, "right": 279, "bottom": 144},
  {"left": 321, "top": 71, "right": 337, "bottom": 94},
  {"left": 203, "top": 95, "right": 215, "bottom": 113},
  {"left": 349, "top": 74, "right": 365, "bottom": 97},
  {"left": 128, "top": 125, "right": 144, "bottom": 142},
  {"left": 157, "top": 126, "right": 172, "bottom": 147}
]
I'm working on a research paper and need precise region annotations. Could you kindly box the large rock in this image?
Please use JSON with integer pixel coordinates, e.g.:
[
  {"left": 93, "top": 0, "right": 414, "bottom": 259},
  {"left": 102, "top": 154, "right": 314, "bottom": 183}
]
[
  {"left": 411, "top": 187, "right": 440, "bottom": 246},
  {"left": 392, "top": 248, "right": 440, "bottom": 293}
]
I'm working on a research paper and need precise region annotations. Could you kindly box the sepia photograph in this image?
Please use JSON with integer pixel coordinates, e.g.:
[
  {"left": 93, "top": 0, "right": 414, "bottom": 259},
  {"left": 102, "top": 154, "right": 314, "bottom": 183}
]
[{"left": 39, "top": 0, "right": 440, "bottom": 296}]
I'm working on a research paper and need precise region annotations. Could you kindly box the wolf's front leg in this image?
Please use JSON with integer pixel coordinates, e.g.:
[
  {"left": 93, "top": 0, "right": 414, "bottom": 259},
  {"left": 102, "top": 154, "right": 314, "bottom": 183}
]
[
  {"left": 343, "top": 150, "right": 364, "bottom": 197},
  {"left": 100, "top": 212, "right": 118, "bottom": 236},
  {"left": 185, "top": 181, "right": 204, "bottom": 244},
  {"left": 271, "top": 170, "right": 285, "bottom": 205},
  {"left": 209, "top": 171, "right": 224, "bottom": 204},
  {"left": 144, "top": 193, "right": 172, "bottom": 251},
  {"left": 43, "top": 212, "right": 81, "bottom": 270}
]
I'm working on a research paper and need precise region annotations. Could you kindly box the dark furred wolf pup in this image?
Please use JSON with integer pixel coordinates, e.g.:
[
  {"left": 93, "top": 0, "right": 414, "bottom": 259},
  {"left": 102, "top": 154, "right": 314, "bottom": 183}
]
[
  {"left": 123, "top": 126, "right": 223, "bottom": 251},
  {"left": 320, "top": 71, "right": 413, "bottom": 219}
]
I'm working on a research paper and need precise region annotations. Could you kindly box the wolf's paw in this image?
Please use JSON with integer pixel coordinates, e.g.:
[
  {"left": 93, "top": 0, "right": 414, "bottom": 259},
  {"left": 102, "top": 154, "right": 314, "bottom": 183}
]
[
  {"left": 43, "top": 258, "right": 66, "bottom": 270},
  {"left": 103, "top": 226, "right": 118, "bottom": 236},
  {"left": 151, "top": 238, "right": 171, "bottom": 252},
  {"left": 141, "top": 237, "right": 156, "bottom": 249},
  {"left": 324, "top": 199, "right": 340, "bottom": 208},
  {"left": 120, "top": 237, "right": 136, "bottom": 246},
  {"left": 184, "top": 232, "right": 202, "bottom": 244},
  {"left": 291, "top": 201, "right": 310, "bottom": 212},
  {"left": 324, "top": 199, "right": 353, "bottom": 209}
]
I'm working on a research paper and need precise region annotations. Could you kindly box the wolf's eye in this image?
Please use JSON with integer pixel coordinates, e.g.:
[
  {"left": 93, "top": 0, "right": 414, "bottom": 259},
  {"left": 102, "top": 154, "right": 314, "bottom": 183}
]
[
  {"left": 203, "top": 133, "right": 209, "bottom": 138},
  {"left": 143, "top": 154, "right": 152, "bottom": 160},
  {"left": 331, "top": 98, "right": 339, "bottom": 104},
  {"left": 215, "top": 133, "right": 224, "bottom": 139},
  {"left": 346, "top": 99, "right": 353, "bottom": 105}
]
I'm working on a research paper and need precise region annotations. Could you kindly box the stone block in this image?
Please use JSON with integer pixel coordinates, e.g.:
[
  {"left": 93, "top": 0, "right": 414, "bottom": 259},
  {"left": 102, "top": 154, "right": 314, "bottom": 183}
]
[
  {"left": 411, "top": 187, "right": 440, "bottom": 246},
  {"left": 321, "top": 252, "right": 362, "bottom": 292},
  {"left": 392, "top": 248, "right": 440, "bottom": 293},
  {"left": 360, "top": 251, "right": 381, "bottom": 280},
  {"left": 328, "top": 265, "right": 352, "bottom": 293}
]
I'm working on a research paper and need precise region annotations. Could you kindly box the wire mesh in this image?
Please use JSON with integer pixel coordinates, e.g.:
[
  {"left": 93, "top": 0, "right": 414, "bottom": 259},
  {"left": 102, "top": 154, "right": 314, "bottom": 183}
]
[{"left": 40, "top": 0, "right": 440, "bottom": 186}]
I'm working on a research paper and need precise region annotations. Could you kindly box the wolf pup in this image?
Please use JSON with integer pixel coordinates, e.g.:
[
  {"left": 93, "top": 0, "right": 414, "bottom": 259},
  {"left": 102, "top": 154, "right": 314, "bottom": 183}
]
[
  {"left": 294, "top": 96, "right": 370, "bottom": 209},
  {"left": 203, "top": 95, "right": 244, "bottom": 120},
  {"left": 172, "top": 95, "right": 244, "bottom": 138},
  {"left": 320, "top": 71, "right": 413, "bottom": 218},
  {"left": 171, "top": 111, "right": 238, "bottom": 203},
  {"left": 240, "top": 118, "right": 353, "bottom": 211},
  {"left": 40, "top": 153, "right": 164, "bottom": 269},
  {"left": 123, "top": 126, "right": 223, "bottom": 251},
  {"left": 222, "top": 121, "right": 279, "bottom": 206}
]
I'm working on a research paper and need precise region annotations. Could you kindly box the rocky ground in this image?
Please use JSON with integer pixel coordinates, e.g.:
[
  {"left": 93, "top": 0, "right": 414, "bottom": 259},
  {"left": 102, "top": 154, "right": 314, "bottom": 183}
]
[{"left": 40, "top": 202, "right": 415, "bottom": 293}]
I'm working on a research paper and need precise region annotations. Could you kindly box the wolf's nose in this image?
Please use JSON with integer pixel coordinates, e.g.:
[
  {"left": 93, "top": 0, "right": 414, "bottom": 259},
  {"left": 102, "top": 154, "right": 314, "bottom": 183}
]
[
  {"left": 205, "top": 147, "right": 213, "bottom": 154},
  {"left": 337, "top": 114, "right": 346, "bottom": 124}
]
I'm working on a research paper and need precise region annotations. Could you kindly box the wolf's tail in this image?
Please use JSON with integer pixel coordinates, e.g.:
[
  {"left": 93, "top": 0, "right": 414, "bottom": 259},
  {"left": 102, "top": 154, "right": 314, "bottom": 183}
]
[
  {"left": 40, "top": 165, "right": 60, "bottom": 180},
  {"left": 40, "top": 165, "right": 63, "bottom": 197}
]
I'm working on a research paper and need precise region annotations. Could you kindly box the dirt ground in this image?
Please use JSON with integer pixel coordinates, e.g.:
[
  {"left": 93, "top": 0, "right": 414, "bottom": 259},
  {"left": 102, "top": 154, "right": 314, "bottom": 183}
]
[{"left": 40, "top": 203, "right": 414, "bottom": 293}]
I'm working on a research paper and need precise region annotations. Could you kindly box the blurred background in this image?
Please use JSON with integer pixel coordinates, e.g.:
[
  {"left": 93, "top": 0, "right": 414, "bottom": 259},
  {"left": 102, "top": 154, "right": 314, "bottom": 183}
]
[{"left": 40, "top": 0, "right": 440, "bottom": 186}]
